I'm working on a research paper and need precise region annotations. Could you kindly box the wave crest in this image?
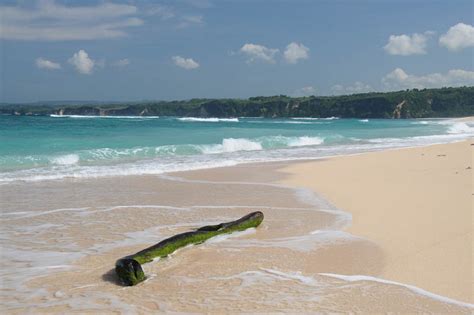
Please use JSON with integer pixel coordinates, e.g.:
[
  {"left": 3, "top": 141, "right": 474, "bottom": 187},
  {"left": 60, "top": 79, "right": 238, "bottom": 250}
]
[
  {"left": 288, "top": 136, "right": 324, "bottom": 147},
  {"left": 51, "top": 154, "right": 80, "bottom": 165},
  {"left": 200, "top": 138, "right": 263, "bottom": 154},
  {"left": 177, "top": 117, "right": 239, "bottom": 122},
  {"left": 447, "top": 122, "right": 474, "bottom": 134}
]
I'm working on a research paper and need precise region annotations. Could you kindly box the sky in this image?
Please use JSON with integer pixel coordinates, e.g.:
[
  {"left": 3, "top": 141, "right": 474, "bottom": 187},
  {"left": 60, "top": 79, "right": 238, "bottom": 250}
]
[{"left": 0, "top": 0, "right": 473, "bottom": 103}]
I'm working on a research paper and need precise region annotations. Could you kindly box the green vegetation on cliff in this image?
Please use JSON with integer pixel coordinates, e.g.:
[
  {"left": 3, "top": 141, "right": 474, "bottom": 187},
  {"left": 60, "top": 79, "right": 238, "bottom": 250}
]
[{"left": 2, "top": 86, "right": 473, "bottom": 118}]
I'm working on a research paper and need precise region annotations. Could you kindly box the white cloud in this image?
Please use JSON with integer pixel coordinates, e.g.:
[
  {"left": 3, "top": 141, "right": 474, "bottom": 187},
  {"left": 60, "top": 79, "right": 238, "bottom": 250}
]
[
  {"left": 68, "top": 50, "right": 95, "bottom": 74},
  {"left": 331, "top": 82, "right": 373, "bottom": 95},
  {"left": 36, "top": 58, "right": 61, "bottom": 70},
  {"left": 0, "top": 0, "right": 143, "bottom": 41},
  {"left": 114, "top": 59, "right": 130, "bottom": 67},
  {"left": 384, "top": 32, "right": 431, "bottom": 55},
  {"left": 439, "top": 23, "right": 474, "bottom": 51},
  {"left": 293, "top": 86, "right": 316, "bottom": 96},
  {"left": 239, "top": 43, "right": 279, "bottom": 63},
  {"left": 382, "top": 67, "right": 474, "bottom": 89},
  {"left": 284, "top": 42, "right": 309, "bottom": 64},
  {"left": 172, "top": 56, "right": 200, "bottom": 70}
]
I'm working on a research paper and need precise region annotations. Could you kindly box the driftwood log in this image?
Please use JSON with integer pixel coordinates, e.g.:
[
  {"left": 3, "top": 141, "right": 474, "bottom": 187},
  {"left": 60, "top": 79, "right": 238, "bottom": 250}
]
[{"left": 115, "top": 211, "right": 264, "bottom": 286}]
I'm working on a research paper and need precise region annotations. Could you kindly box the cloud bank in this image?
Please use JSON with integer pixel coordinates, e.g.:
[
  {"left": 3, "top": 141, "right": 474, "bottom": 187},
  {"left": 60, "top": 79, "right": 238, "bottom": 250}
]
[
  {"left": 383, "top": 68, "right": 474, "bottom": 89},
  {"left": 0, "top": 0, "right": 143, "bottom": 41}
]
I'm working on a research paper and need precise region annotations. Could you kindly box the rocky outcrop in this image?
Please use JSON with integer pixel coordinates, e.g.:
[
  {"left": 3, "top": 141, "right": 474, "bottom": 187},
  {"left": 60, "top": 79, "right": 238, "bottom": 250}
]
[{"left": 392, "top": 100, "right": 406, "bottom": 119}]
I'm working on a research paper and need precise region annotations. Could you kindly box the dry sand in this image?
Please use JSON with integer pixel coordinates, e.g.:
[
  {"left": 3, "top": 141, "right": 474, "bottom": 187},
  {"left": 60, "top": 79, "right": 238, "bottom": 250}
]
[{"left": 280, "top": 140, "right": 473, "bottom": 303}]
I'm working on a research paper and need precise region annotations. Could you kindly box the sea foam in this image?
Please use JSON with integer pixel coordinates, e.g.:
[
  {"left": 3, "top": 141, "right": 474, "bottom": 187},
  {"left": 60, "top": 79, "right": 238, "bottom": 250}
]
[
  {"left": 319, "top": 273, "right": 474, "bottom": 309},
  {"left": 288, "top": 136, "right": 324, "bottom": 147},
  {"left": 51, "top": 154, "right": 80, "bottom": 165},
  {"left": 177, "top": 117, "right": 239, "bottom": 122},
  {"left": 447, "top": 122, "right": 474, "bottom": 134},
  {"left": 200, "top": 138, "right": 263, "bottom": 154},
  {"left": 50, "top": 115, "right": 160, "bottom": 119},
  {"left": 291, "top": 117, "right": 339, "bottom": 120}
]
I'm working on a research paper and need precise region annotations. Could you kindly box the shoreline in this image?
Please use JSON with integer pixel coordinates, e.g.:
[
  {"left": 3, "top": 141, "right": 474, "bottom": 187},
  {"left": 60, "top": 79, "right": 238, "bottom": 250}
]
[
  {"left": 279, "top": 140, "right": 473, "bottom": 303},
  {"left": 2, "top": 138, "right": 471, "bottom": 185}
]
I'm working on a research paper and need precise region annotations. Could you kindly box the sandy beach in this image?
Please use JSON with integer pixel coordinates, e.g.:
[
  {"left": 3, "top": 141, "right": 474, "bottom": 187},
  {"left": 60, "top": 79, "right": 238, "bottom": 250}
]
[
  {"left": 281, "top": 140, "right": 473, "bottom": 303},
  {"left": 1, "top": 140, "right": 473, "bottom": 313}
]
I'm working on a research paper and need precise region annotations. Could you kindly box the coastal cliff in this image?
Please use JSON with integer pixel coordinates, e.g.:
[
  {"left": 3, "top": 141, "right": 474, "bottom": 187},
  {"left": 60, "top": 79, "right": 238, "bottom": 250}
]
[{"left": 2, "top": 86, "right": 473, "bottom": 118}]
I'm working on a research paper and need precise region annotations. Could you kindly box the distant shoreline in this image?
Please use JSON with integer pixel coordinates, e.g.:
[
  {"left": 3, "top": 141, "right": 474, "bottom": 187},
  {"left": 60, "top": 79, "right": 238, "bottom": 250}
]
[{"left": 2, "top": 86, "right": 473, "bottom": 119}]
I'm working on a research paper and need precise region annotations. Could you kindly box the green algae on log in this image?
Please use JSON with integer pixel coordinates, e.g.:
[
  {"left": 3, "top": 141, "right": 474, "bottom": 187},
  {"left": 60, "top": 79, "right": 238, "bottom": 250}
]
[{"left": 115, "top": 211, "right": 264, "bottom": 286}]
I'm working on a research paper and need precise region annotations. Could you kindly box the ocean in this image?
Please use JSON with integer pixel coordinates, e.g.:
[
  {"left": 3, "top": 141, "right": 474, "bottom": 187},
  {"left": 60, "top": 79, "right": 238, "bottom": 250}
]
[{"left": 1, "top": 115, "right": 473, "bottom": 183}]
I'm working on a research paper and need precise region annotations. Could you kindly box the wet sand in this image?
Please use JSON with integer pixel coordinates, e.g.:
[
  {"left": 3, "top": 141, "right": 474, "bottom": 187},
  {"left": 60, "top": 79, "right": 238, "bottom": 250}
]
[
  {"left": 281, "top": 140, "right": 473, "bottom": 303},
  {"left": 1, "top": 143, "right": 473, "bottom": 313}
]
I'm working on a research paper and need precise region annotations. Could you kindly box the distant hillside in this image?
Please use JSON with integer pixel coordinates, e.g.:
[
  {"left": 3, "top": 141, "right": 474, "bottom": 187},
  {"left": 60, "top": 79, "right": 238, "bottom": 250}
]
[{"left": 1, "top": 86, "right": 473, "bottom": 118}]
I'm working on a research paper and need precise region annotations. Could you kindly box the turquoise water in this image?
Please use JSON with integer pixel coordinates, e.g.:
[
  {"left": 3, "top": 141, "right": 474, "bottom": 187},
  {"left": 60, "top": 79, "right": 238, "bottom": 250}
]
[{"left": 1, "top": 115, "right": 472, "bottom": 183}]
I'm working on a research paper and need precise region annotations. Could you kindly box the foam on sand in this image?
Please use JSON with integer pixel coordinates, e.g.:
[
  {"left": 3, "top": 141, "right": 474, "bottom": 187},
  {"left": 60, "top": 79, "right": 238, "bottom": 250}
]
[
  {"left": 319, "top": 273, "right": 474, "bottom": 309},
  {"left": 260, "top": 268, "right": 318, "bottom": 285}
]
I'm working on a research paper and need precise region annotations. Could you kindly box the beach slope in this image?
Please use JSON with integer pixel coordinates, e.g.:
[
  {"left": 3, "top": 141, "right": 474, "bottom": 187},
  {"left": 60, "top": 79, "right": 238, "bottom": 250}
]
[{"left": 281, "top": 140, "right": 473, "bottom": 302}]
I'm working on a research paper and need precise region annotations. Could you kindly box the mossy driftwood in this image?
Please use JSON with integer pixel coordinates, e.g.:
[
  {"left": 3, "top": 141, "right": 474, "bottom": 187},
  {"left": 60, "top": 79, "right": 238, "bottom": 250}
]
[{"left": 115, "top": 211, "right": 264, "bottom": 286}]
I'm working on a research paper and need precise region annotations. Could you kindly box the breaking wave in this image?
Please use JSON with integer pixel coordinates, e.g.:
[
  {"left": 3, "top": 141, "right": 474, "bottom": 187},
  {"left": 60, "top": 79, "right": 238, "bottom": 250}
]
[
  {"left": 177, "top": 117, "right": 239, "bottom": 122},
  {"left": 50, "top": 115, "right": 160, "bottom": 119},
  {"left": 409, "top": 120, "right": 474, "bottom": 135},
  {"left": 291, "top": 117, "right": 339, "bottom": 120},
  {"left": 200, "top": 138, "right": 263, "bottom": 154},
  {"left": 447, "top": 122, "right": 474, "bottom": 134},
  {"left": 51, "top": 154, "right": 80, "bottom": 165},
  {"left": 288, "top": 136, "right": 324, "bottom": 147},
  {"left": 0, "top": 136, "right": 326, "bottom": 172}
]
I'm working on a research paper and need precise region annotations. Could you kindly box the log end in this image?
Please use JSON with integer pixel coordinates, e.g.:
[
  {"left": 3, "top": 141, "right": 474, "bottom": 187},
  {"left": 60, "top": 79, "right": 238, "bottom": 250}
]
[{"left": 115, "top": 257, "right": 146, "bottom": 286}]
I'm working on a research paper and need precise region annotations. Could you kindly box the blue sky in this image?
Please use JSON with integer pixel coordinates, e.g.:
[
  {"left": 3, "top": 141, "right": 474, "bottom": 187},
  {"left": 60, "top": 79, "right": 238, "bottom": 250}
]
[{"left": 0, "top": 0, "right": 473, "bottom": 102}]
